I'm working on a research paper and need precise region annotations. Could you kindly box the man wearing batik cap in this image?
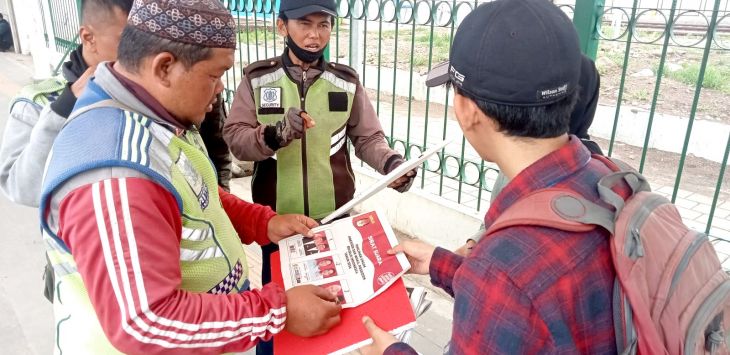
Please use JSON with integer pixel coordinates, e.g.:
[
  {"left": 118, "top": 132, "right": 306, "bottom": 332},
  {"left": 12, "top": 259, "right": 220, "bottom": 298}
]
[
  {"left": 39, "top": 0, "right": 341, "bottom": 353},
  {"left": 360, "top": 0, "right": 621, "bottom": 353}
]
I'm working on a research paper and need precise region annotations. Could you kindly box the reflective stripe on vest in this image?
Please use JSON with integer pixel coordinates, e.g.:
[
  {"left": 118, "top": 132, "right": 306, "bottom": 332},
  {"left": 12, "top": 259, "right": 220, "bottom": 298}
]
[{"left": 182, "top": 226, "right": 212, "bottom": 242}]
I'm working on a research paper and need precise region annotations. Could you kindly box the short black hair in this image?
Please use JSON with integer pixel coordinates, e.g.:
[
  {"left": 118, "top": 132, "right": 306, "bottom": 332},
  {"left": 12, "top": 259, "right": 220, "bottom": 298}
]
[
  {"left": 81, "top": 0, "right": 133, "bottom": 24},
  {"left": 454, "top": 86, "right": 579, "bottom": 139},
  {"left": 117, "top": 26, "right": 213, "bottom": 73}
]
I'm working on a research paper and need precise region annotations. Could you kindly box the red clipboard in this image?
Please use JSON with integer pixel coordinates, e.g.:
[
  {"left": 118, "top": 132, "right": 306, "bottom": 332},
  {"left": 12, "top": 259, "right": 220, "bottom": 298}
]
[{"left": 271, "top": 251, "right": 416, "bottom": 354}]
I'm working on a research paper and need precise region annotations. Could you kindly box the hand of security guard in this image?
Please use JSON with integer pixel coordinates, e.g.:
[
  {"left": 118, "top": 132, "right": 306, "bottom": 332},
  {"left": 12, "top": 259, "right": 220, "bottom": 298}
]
[
  {"left": 263, "top": 108, "right": 317, "bottom": 150},
  {"left": 385, "top": 155, "right": 417, "bottom": 193},
  {"left": 274, "top": 107, "right": 307, "bottom": 148}
]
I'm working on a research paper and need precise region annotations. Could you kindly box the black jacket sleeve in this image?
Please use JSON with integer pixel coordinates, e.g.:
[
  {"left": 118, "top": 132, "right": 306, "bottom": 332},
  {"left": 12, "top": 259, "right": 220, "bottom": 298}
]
[{"left": 200, "top": 93, "right": 233, "bottom": 191}]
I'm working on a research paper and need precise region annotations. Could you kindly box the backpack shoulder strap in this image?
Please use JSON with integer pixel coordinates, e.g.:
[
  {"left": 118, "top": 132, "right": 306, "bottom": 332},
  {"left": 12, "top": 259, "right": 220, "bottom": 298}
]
[
  {"left": 485, "top": 188, "right": 617, "bottom": 237},
  {"left": 484, "top": 155, "right": 651, "bottom": 238},
  {"left": 591, "top": 155, "right": 652, "bottom": 214}
]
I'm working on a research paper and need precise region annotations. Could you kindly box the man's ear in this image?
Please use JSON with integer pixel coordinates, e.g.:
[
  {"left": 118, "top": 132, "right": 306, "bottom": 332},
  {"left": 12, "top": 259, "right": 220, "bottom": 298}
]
[
  {"left": 454, "top": 93, "right": 483, "bottom": 131},
  {"left": 149, "top": 52, "right": 176, "bottom": 87},
  {"left": 79, "top": 25, "right": 96, "bottom": 54},
  {"left": 277, "top": 18, "right": 288, "bottom": 37}
]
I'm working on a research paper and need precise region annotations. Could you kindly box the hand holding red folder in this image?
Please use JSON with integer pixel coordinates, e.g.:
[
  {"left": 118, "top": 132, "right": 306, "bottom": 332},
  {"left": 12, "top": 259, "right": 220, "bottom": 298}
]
[
  {"left": 271, "top": 251, "right": 416, "bottom": 354},
  {"left": 359, "top": 316, "right": 399, "bottom": 355}
]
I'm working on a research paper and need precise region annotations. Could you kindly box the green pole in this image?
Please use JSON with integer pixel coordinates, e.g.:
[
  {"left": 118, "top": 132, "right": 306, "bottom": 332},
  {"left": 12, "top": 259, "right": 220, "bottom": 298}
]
[
  {"left": 572, "top": 0, "right": 604, "bottom": 59},
  {"left": 324, "top": 11, "right": 339, "bottom": 62},
  {"left": 52, "top": 34, "right": 78, "bottom": 75}
]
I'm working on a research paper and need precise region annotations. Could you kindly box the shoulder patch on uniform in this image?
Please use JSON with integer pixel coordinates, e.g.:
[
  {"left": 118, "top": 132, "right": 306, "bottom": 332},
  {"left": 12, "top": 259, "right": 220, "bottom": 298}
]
[
  {"left": 244, "top": 58, "right": 282, "bottom": 76},
  {"left": 326, "top": 62, "right": 359, "bottom": 82}
]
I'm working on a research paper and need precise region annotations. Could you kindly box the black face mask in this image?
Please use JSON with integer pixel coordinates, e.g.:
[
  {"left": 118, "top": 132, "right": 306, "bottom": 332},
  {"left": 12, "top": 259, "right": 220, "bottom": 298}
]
[{"left": 285, "top": 36, "right": 325, "bottom": 64}]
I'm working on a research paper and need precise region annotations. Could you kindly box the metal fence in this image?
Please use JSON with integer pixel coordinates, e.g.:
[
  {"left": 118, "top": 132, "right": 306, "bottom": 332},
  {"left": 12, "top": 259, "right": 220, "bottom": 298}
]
[
  {"left": 42, "top": 0, "right": 730, "bottom": 243},
  {"left": 590, "top": 0, "right": 730, "bottom": 256},
  {"left": 45, "top": 0, "right": 80, "bottom": 55},
  {"left": 222, "top": 0, "right": 730, "bottom": 240}
]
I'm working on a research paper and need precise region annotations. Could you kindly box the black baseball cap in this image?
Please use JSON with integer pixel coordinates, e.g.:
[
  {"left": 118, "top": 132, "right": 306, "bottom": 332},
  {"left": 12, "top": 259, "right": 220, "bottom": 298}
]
[
  {"left": 426, "top": 0, "right": 581, "bottom": 106},
  {"left": 279, "top": 0, "right": 337, "bottom": 19}
]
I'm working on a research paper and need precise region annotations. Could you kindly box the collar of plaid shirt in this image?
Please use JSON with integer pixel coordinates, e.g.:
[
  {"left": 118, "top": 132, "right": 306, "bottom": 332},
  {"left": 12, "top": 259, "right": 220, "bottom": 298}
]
[{"left": 484, "top": 135, "right": 591, "bottom": 228}]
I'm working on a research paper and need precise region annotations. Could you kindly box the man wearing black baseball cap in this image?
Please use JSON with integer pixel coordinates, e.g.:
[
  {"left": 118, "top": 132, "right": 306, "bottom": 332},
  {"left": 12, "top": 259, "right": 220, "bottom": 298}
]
[
  {"left": 224, "top": 0, "right": 416, "bottom": 353},
  {"left": 361, "top": 0, "right": 619, "bottom": 353}
]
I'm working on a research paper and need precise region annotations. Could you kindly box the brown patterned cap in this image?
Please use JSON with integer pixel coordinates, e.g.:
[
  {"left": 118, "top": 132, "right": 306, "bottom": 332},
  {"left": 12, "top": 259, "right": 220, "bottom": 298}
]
[{"left": 128, "top": 0, "right": 237, "bottom": 49}]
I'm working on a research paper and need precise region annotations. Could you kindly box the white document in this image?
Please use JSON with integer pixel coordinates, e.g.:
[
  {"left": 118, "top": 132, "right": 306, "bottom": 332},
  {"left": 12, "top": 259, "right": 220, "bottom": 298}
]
[
  {"left": 320, "top": 139, "right": 451, "bottom": 224},
  {"left": 279, "top": 210, "right": 411, "bottom": 308}
]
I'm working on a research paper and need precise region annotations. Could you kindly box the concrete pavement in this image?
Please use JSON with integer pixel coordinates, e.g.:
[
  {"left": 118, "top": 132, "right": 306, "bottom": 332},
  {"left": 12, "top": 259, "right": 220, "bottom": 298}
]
[{"left": 0, "top": 52, "right": 55, "bottom": 354}]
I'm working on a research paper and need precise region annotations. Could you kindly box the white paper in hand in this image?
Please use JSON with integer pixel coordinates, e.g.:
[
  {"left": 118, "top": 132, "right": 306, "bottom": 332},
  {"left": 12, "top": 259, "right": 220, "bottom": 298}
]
[{"left": 320, "top": 139, "right": 451, "bottom": 224}]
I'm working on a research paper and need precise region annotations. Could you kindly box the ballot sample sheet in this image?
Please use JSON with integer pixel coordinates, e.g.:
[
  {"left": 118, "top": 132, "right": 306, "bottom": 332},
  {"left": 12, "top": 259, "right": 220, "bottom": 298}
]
[{"left": 278, "top": 210, "right": 410, "bottom": 308}]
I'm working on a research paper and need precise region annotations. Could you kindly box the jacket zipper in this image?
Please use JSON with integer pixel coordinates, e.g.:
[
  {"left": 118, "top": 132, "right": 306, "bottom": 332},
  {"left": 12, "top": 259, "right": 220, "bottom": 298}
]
[{"left": 300, "top": 69, "right": 309, "bottom": 216}]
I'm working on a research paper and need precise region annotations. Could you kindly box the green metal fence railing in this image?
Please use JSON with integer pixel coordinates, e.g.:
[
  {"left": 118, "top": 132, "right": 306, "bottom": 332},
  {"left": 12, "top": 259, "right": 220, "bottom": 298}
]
[
  {"left": 44, "top": 0, "right": 730, "bottom": 243},
  {"left": 221, "top": 0, "right": 729, "bottom": 239},
  {"left": 596, "top": 0, "right": 729, "bottom": 240},
  {"left": 45, "top": 0, "right": 81, "bottom": 74}
]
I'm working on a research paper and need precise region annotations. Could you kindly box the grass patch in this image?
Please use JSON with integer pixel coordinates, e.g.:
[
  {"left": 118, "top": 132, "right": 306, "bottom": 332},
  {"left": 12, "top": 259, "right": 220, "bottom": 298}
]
[
  {"left": 377, "top": 28, "right": 451, "bottom": 68},
  {"left": 412, "top": 56, "right": 429, "bottom": 67},
  {"left": 665, "top": 64, "right": 730, "bottom": 94},
  {"left": 626, "top": 88, "right": 651, "bottom": 102},
  {"left": 238, "top": 28, "right": 278, "bottom": 45},
  {"left": 415, "top": 31, "right": 451, "bottom": 65},
  {"left": 604, "top": 49, "right": 626, "bottom": 67}
]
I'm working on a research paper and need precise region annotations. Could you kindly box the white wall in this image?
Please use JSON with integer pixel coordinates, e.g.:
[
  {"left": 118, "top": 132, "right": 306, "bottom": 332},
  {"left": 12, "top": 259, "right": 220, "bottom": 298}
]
[{"left": 11, "top": 0, "right": 53, "bottom": 78}]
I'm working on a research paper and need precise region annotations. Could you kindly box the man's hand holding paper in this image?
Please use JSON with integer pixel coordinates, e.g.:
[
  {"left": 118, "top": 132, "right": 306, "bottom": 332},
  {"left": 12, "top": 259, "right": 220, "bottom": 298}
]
[
  {"left": 384, "top": 156, "right": 417, "bottom": 192},
  {"left": 388, "top": 239, "right": 435, "bottom": 275},
  {"left": 267, "top": 214, "right": 319, "bottom": 244},
  {"left": 285, "top": 285, "right": 342, "bottom": 337}
]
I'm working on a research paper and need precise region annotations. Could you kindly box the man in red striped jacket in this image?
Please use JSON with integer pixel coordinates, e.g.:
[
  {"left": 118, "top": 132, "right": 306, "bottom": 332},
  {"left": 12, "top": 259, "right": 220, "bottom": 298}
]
[{"left": 38, "top": 0, "right": 341, "bottom": 353}]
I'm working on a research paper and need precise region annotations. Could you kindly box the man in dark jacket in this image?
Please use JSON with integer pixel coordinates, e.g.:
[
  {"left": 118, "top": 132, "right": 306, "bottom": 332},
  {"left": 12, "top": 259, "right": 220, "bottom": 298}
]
[
  {"left": 224, "top": 0, "right": 416, "bottom": 353},
  {"left": 0, "top": 13, "right": 13, "bottom": 52},
  {"left": 200, "top": 94, "right": 233, "bottom": 190}
]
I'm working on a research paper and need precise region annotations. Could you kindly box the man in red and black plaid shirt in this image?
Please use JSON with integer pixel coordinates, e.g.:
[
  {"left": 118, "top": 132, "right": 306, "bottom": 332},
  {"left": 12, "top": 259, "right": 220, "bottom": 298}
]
[{"left": 359, "top": 0, "right": 619, "bottom": 353}]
